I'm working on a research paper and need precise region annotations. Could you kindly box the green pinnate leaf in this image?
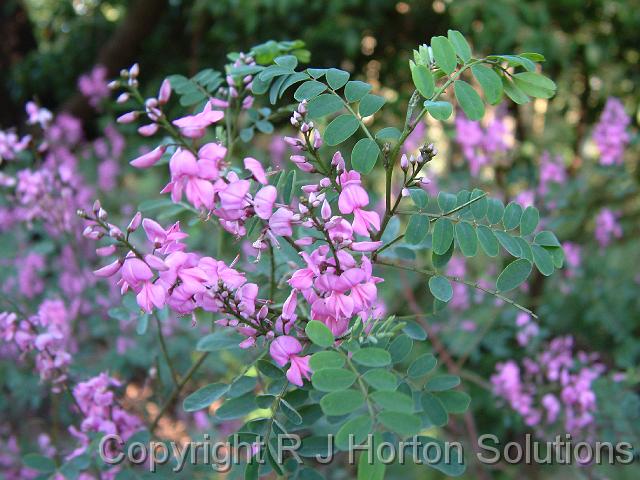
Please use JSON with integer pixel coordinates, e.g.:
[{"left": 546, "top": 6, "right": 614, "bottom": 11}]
[
  {"left": 426, "top": 374, "right": 461, "bottom": 391},
  {"left": 432, "top": 218, "right": 454, "bottom": 255},
  {"left": 408, "top": 353, "right": 437, "bottom": 378},
  {"left": 344, "top": 81, "right": 372, "bottom": 102},
  {"left": 411, "top": 63, "right": 435, "bottom": 98},
  {"left": 421, "top": 392, "right": 449, "bottom": 427},
  {"left": 532, "top": 245, "right": 555, "bottom": 276},
  {"left": 336, "top": 415, "right": 372, "bottom": 450},
  {"left": 471, "top": 65, "right": 503, "bottom": 105},
  {"left": 447, "top": 30, "right": 472, "bottom": 62},
  {"left": 307, "top": 93, "right": 343, "bottom": 118},
  {"left": 183, "top": 383, "right": 229, "bottom": 412},
  {"left": 503, "top": 202, "right": 523, "bottom": 230},
  {"left": 352, "top": 348, "right": 392, "bottom": 367},
  {"left": 359, "top": 94, "right": 386, "bottom": 117},
  {"left": 513, "top": 72, "right": 556, "bottom": 99},
  {"left": 370, "top": 391, "right": 414, "bottom": 412},
  {"left": 405, "top": 215, "right": 429, "bottom": 245},
  {"left": 326, "top": 68, "right": 350, "bottom": 89},
  {"left": 429, "top": 275, "right": 453, "bottom": 303},
  {"left": 351, "top": 138, "right": 380, "bottom": 174},
  {"left": 477, "top": 225, "right": 499, "bottom": 257},
  {"left": 454, "top": 221, "right": 478, "bottom": 257},
  {"left": 294, "top": 80, "right": 327, "bottom": 101},
  {"left": 454, "top": 80, "right": 485, "bottom": 120},
  {"left": 305, "top": 320, "right": 334, "bottom": 347},
  {"left": 324, "top": 114, "right": 359, "bottom": 145},
  {"left": 320, "top": 390, "right": 365, "bottom": 416},
  {"left": 424, "top": 100, "right": 453, "bottom": 120},
  {"left": 496, "top": 259, "right": 532, "bottom": 292},
  {"left": 310, "top": 351, "right": 344, "bottom": 370},
  {"left": 311, "top": 368, "right": 357, "bottom": 392},
  {"left": 520, "top": 206, "right": 540, "bottom": 236}
]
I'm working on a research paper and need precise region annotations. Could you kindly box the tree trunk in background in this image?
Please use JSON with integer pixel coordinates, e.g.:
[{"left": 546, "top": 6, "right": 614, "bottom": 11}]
[
  {"left": 0, "top": 0, "right": 37, "bottom": 127},
  {"left": 61, "top": 0, "right": 169, "bottom": 126}
]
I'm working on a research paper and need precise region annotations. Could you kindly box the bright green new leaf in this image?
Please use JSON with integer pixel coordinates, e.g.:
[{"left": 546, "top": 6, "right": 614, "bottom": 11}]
[
  {"left": 431, "top": 36, "right": 457, "bottom": 74},
  {"left": 411, "top": 63, "right": 435, "bottom": 98}
]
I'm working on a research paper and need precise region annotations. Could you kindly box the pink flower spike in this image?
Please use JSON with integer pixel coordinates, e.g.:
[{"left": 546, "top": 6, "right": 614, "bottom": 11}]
[
  {"left": 254, "top": 185, "right": 277, "bottom": 220},
  {"left": 93, "top": 259, "right": 122, "bottom": 277},
  {"left": 130, "top": 145, "right": 166, "bottom": 168},
  {"left": 244, "top": 157, "right": 268, "bottom": 185}
]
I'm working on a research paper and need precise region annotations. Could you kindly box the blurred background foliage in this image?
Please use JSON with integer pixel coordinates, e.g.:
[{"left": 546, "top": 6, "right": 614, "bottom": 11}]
[{"left": 3, "top": 0, "right": 639, "bottom": 127}]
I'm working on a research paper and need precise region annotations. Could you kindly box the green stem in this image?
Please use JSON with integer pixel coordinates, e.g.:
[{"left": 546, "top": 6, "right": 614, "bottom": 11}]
[
  {"left": 150, "top": 352, "right": 210, "bottom": 432},
  {"left": 154, "top": 313, "right": 179, "bottom": 387},
  {"left": 376, "top": 260, "right": 538, "bottom": 318}
]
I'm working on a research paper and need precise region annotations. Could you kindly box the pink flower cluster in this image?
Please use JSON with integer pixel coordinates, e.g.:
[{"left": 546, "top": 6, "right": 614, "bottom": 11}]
[
  {"left": 78, "top": 65, "right": 110, "bottom": 108},
  {"left": 0, "top": 300, "right": 74, "bottom": 390},
  {"left": 68, "top": 373, "right": 142, "bottom": 460},
  {"left": 492, "top": 336, "right": 605, "bottom": 436},
  {"left": 594, "top": 208, "right": 622, "bottom": 248},
  {"left": 455, "top": 110, "right": 511, "bottom": 175},
  {"left": 537, "top": 151, "right": 567, "bottom": 196},
  {"left": 592, "top": 97, "right": 631, "bottom": 166}
]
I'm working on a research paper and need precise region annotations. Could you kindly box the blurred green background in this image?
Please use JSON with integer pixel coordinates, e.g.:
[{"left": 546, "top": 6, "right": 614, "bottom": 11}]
[{"left": 2, "top": 0, "right": 639, "bottom": 130}]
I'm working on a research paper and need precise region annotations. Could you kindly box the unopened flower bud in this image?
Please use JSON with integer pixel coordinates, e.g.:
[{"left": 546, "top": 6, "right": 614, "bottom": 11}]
[
  {"left": 116, "top": 93, "right": 130, "bottom": 104},
  {"left": 129, "top": 63, "right": 140, "bottom": 78},
  {"left": 117, "top": 111, "right": 138, "bottom": 124},
  {"left": 92, "top": 200, "right": 102, "bottom": 214},
  {"left": 98, "top": 208, "right": 108, "bottom": 221},
  {"left": 127, "top": 212, "right": 142, "bottom": 232},
  {"left": 158, "top": 79, "right": 171, "bottom": 105},
  {"left": 109, "top": 226, "right": 124, "bottom": 239},
  {"left": 400, "top": 154, "right": 409, "bottom": 170},
  {"left": 321, "top": 200, "right": 332, "bottom": 220}
]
